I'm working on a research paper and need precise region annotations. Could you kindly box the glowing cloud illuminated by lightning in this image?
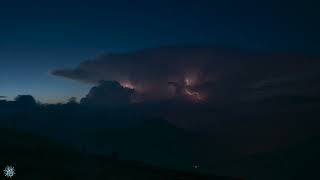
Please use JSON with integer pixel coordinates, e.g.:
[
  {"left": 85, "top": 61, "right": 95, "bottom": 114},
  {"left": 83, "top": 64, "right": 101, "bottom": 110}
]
[{"left": 52, "top": 46, "right": 320, "bottom": 104}]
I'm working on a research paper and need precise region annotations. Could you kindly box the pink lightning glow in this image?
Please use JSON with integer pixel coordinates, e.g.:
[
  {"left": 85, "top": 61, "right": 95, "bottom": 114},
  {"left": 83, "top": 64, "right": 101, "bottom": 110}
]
[
  {"left": 184, "top": 89, "right": 204, "bottom": 102},
  {"left": 185, "top": 78, "right": 192, "bottom": 86},
  {"left": 119, "top": 76, "right": 207, "bottom": 102},
  {"left": 182, "top": 75, "right": 207, "bottom": 102},
  {"left": 120, "top": 81, "right": 135, "bottom": 89},
  {"left": 184, "top": 77, "right": 196, "bottom": 86}
]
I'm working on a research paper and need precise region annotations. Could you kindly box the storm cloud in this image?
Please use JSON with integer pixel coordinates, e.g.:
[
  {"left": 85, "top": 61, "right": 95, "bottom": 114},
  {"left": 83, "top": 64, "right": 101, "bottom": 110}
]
[
  {"left": 80, "top": 80, "right": 134, "bottom": 106},
  {"left": 52, "top": 46, "right": 320, "bottom": 104}
]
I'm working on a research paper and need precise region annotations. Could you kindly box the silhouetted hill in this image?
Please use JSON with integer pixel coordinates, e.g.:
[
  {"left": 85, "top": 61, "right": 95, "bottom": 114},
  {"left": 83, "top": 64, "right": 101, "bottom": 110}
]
[
  {"left": 1, "top": 93, "right": 319, "bottom": 179},
  {"left": 0, "top": 128, "right": 234, "bottom": 180},
  {"left": 210, "top": 94, "right": 320, "bottom": 153},
  {"left": 216, "top": 136, "right": 320, "bottom": 180},
  {"left": 79, "top": 118, "right": 236, "bottom": 171}
]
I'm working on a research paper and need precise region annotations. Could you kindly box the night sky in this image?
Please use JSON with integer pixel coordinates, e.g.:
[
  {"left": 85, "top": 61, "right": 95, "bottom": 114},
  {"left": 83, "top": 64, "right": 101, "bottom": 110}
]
[{"left": 1, "top": 0, "right": 319, "bottom": 103}]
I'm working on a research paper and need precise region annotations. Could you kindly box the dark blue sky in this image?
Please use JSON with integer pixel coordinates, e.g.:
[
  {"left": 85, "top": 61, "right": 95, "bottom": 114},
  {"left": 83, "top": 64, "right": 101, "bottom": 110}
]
[{"left": 1, "top": 0, "right": 319, "bottom": 103}]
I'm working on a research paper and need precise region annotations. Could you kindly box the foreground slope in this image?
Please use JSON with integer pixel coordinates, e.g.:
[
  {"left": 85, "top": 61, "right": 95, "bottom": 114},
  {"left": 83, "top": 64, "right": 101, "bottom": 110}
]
[{"left": 0, "top": 128, "right": 235, "bottom": 180}]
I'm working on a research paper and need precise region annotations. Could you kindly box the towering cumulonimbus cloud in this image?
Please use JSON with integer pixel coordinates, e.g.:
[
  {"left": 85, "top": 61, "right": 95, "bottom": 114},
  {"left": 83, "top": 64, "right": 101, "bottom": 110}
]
[
  {"left": 80, "top": 80, "right": 135, "bottom": 106},
  {"left": 51, "top": 46, "right": 320, "bottom": 104}
]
